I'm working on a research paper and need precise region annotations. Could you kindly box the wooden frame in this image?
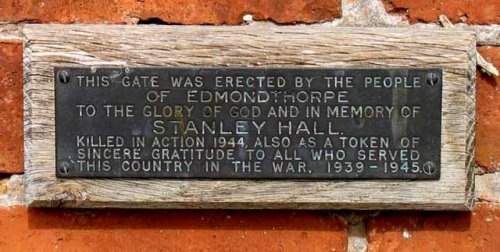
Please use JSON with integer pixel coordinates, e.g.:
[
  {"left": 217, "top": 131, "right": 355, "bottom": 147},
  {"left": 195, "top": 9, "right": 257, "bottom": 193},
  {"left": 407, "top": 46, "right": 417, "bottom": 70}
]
[{"left": 23, "top": 25, "right": 476, "bottom": 210}]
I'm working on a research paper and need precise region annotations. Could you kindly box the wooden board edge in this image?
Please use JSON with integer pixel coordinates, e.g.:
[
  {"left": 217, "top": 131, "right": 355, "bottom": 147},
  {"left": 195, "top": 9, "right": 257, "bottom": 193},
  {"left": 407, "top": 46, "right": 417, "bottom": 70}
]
[
  {"left": 464, "top": 34, "right": 477, "bottom": 211},
  {"left": 23, "top": 33, "right": 35, "bottom": 207},
  {"left": 25, "top": 198, "right": 473, "bottom": 211}
]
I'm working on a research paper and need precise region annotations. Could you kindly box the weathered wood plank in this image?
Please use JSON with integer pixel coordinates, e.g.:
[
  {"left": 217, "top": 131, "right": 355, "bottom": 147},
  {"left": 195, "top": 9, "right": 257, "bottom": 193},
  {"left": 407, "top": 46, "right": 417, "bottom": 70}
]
[{"left": 23, "top": 25, "right": 475, "bottom": 210}]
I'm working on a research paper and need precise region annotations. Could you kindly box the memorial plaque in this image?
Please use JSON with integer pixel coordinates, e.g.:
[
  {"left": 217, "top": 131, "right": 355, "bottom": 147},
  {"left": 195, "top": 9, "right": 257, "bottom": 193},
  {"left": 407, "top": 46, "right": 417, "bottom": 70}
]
[{"left": 55, "top": 67, "right": 441, "bottom": 179}]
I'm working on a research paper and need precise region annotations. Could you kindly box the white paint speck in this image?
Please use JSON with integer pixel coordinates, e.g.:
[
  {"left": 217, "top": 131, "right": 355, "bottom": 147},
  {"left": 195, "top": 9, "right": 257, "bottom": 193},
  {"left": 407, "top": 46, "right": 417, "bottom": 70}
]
[
  {"left": 243, "top": 14, "right": 254, "bottom": 23},
  {"left": 403, "top": 228, "right": 411, "bottom": 239}
]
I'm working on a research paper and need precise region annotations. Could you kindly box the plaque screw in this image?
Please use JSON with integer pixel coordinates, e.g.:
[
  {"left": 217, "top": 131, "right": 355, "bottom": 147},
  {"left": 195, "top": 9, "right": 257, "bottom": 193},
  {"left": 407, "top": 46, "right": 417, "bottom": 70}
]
[
  {"left": 352, "top": 117, "right": 365, "bottom": 128},
  {"left": 426, "top": 73, "right": 439, "bottom": 86},
  {"left": 58, "top": 70, "right": 70, "bottom": 84},
  {"left": 59, "top": 162, "right": 70, "bottom": 175},
  {"left": 423, "top": 161, "right": 437, "bottom": 175}
]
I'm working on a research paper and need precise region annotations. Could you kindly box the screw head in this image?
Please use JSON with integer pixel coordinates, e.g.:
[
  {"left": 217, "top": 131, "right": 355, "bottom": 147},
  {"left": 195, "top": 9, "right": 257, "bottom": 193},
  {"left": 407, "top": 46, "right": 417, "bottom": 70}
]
[
  {"left": 59, "top": 162, "right": 70, "bottom": 175},
  {"left": 352, "top": 117, "right": 365, "bottom": 128},
  {"left": 426, "top": 72, "right": 439, "bottom": 86},
  {"left": 58, "top": 70, "right": 70, "bottom": 84},
  {"left": 423, "top": 161, "right": 437, "bottom": 175}
]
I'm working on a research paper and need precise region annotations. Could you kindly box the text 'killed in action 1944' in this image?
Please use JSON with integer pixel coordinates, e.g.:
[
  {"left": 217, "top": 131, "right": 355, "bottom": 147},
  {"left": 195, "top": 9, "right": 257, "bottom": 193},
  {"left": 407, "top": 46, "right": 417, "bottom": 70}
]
[{"left": 55, "top": 67, "right": 442, "bottom": 179}]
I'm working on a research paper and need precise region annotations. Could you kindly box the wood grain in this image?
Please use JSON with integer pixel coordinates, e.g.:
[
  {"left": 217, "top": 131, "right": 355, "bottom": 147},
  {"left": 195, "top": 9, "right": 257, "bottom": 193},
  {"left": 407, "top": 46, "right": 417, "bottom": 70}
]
[{"left": 23, "top": 25, "right": 476, "bottom": 210}]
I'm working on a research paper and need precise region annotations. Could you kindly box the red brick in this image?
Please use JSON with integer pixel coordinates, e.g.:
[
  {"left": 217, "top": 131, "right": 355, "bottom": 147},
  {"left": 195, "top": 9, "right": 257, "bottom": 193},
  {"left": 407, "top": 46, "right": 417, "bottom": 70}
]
[
  {"left": 383, "top": 0, "right": 500, "bottom": 25},
  {"left": 0, "top": 0, "right": 341, "bottom": 25},
  {"left": 367, "top": 203, "right": 500, "bottom": 252},
  {"left": 0, "top": 41, "right": 23, "bottom": 174},
  {"left": 476, "top": 47, "right": 500, "bottom": 172},
  {"left": 0, "top": 207, "right": 347, "bottom": 251}
]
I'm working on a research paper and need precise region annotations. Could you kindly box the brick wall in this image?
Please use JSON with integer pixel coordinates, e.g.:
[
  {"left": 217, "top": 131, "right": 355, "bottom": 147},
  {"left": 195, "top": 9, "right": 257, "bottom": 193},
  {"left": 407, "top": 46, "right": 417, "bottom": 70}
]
[{"left": 0, "top": 0, "right": 499, "bottom": 251}]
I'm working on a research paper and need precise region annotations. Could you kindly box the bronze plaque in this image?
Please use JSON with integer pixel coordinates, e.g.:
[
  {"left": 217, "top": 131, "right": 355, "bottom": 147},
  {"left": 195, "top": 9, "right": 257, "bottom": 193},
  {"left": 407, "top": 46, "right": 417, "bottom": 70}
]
[{"left": 55, "top": 67, "right": 441, "bottom": 179}]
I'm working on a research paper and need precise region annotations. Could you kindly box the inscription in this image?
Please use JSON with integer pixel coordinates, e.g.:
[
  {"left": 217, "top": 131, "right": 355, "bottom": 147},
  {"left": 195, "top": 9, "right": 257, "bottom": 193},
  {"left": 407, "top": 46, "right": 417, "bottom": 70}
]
[{"left": 55, "top": 68, "right": 442, "bottom": 179}]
